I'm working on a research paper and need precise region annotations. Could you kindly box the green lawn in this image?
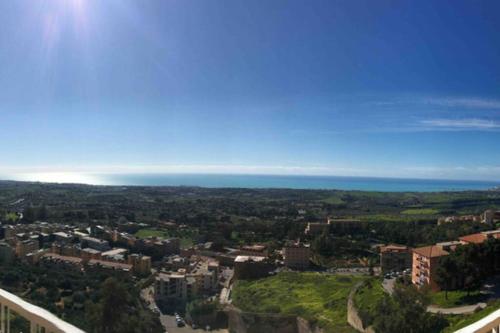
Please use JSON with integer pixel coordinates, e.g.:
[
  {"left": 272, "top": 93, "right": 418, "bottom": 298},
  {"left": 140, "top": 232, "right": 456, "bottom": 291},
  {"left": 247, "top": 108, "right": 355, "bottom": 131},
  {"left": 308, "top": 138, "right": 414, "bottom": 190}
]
[
  {"left": 232, "top": 272, "right": 366, "bottom": 333},
  {"left": 430, "top": 289, "right": 485, "bottom": 308},
  {"left": 322, "top": 196, "right": 346, "bottom": 205},
  {"left": 401, "top": 208, "right": 439, "bottom": 215},
  {"left": 134, "top": 228, "right": 170, "bottom": 239},
  {"left": 134, "top": 228, "right": 193, "bottom": 248},
  {"left": 443, "top": 299, "right": 500, "bottom": 332}
]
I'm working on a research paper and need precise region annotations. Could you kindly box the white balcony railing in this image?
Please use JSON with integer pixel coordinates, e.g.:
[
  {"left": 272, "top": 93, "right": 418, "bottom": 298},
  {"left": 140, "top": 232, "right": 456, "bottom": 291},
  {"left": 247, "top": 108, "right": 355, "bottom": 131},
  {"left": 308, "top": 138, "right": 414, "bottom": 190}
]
[{"left": 0, "top": 288, "right": 85, "bottom": 333}]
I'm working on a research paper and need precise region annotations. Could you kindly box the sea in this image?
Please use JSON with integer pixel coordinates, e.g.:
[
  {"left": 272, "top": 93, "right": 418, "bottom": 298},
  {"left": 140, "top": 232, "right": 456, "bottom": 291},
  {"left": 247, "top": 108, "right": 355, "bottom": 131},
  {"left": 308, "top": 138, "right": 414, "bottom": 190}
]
[{"left": 4, "top": 173, "right": 500, "bottom": 192}]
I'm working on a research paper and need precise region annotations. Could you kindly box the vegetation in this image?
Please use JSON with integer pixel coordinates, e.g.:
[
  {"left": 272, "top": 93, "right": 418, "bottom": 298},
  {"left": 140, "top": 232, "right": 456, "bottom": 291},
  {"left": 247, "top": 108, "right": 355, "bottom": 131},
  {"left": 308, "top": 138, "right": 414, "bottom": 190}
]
[
  {"left": 430, "top": 289, "right": 483, "bottom": 308},
  {"left": 401, "top": 208, "right": 440, "bottom": 215},
  {"left": 436, "top": 238, "right": 500, "bottom": 298},
  {"left": 353, "top": 279, "right": 385, "bottom": 325},
  {"left": 443, "top": 299, "right": 500, "bottom": 332},
  {"left": 233, "top": 272, "right": 366, "bottom": 333},
  {"left": 134, "top": 228, "right": 170, "bottom": 239},
  {"left": 372, "top": 284, "right": 448, "bottom": 333},
  {"left": 0, "top": 260, "right": 162, "bottom": 332}
]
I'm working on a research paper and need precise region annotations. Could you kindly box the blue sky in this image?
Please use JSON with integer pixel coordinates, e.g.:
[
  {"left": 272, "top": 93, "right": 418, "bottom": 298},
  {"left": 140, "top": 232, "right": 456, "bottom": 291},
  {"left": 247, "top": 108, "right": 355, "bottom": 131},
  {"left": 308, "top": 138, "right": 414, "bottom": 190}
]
[{"left": 1, "top": 0, "right": 500, "bottom": 180}]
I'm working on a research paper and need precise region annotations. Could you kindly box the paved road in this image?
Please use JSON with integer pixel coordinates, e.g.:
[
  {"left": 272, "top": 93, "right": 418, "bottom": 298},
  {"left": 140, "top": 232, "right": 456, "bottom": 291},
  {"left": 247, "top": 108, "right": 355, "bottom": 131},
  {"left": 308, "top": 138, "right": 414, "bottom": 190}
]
[
  {"left": 427, "top": 303, "right": 487, "bottom": 315},
  {"left": 382, "top": 277, "right": 396, "bottom": 294},
  {"left": 161, "top": 315, "right": 228, "bottom": 333},
  {"left": 380, "top": 276, "right": 497, "bottom": 315}
]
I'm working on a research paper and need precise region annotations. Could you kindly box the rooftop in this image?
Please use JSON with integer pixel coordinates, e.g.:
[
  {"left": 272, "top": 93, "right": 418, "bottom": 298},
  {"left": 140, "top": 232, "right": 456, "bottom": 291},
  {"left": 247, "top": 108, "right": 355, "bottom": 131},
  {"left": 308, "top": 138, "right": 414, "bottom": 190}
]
[
  {"left": 413, "top": 245, "right": 449, "bottom": 258},
  {"left": 380, "top": 244, "right": 410, "bottom": 253},
  {"left": 234, "top": 255, "right": 266, "bottom": 263}
]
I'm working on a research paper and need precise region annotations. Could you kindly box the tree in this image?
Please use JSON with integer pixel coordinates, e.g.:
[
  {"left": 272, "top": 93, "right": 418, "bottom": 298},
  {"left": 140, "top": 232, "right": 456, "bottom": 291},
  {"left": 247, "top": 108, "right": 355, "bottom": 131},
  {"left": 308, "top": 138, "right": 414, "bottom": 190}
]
[
  {"left": 373, "top": 284, "right": 447, "bottom": 333},
  {"left": 436, "top": 256, "right": 458, "bottom": 299},
  {"left": 86, "top": 278, "right": 130, "bottom": 333}
]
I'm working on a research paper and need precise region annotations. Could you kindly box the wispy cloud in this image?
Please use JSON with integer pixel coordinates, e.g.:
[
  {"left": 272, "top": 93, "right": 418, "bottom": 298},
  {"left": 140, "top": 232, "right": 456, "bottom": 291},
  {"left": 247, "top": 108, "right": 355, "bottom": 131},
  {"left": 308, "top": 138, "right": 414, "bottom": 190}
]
[
  {"left": 419, "top": 118, "right": 500, "bottom": 130},
  {"left": 424, "top": 97, "right": 500, "bottom": 109}
]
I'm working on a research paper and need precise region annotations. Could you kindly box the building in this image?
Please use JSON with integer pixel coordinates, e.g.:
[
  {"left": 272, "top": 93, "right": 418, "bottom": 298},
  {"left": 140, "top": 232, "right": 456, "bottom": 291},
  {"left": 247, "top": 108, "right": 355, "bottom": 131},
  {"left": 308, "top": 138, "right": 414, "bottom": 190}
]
[
  {"left": 328, "top": 218, "right": 365, "bottom": 234},
  {"left": 239, "top": 244, "right": 268, "bottom": 257},
  {"left": 87, "top": 259, "right": 132, "bottom": 273},
  {"left": 304, "top": 222, "right": 329, "bottom": 236},
  {"left": 81, "top": 248, "right": 102, "bottom": 261},
  {"left": 438, "top": 215, "right": 481, "bottom": 225},
  {"left": 234, "top": 255, "right": 273, "bottom": 280},
  {"left": 53, "top": 231, "right": 73, "bottom": 244},
  {"left": 154, "top": 272, "right": 197, "bottom": 302},
  {"left": 42, "top": 253, "right": 83, "bottom": 267},
  {"left": 283, "top": 241, "right": 310, "bottom": 269},
  {"left": 411, "top": 245, "right": 449, "bottom": 291},
  {"left": 459, "top": 229, "right": 500, "bottom": 244},
  {"left": 128, "top": 254, "right": 152, "bottom": 275},
  {"left": 380, "top": 244, "right": 412, "bottom": 274},
  {"left": 101, "top": 248, "right": 128, "bottom": 262},
  {"left": 15, "top": 240, "right": 39, "bottom": 257},
  {"left": 483, "top": 210, "right": 500, "bottom": 225},
  {"left": 82, "top": 236, "right": 111, "bottom": 251},
  {"left": 0, "top": 242, "right": 14, "bottom": 264}
]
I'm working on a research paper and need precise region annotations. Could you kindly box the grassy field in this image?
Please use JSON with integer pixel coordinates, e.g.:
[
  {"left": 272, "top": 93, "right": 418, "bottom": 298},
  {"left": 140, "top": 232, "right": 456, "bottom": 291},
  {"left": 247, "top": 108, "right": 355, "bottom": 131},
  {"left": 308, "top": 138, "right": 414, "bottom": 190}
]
[
  {"left": 443, "top": 299, "right": 500, "bottom": 332},
  {"left": 322, "top": 196, "right": 346, "bottom": 205},
  {"left": 232, "top": 272, "right": 367, "bottom": 333},
  {"left": 134, "top": 228, "right": 194, "bottom": 248},
  {"left": 430, "top": 289, "right": 484, "bottom": 308},
  {"left": 401, "top": 208, "right": 440, "bottom": 215},
  {"left": 134, "top": 228, "right": 170, "bottom": 239}
]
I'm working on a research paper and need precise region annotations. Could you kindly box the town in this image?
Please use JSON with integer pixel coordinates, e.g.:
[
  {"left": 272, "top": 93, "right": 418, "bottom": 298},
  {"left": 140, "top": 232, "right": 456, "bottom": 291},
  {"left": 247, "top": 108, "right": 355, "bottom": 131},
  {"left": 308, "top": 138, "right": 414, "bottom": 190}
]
[{"left": 2, "top": 182, "right": 500, "bottom": 333}]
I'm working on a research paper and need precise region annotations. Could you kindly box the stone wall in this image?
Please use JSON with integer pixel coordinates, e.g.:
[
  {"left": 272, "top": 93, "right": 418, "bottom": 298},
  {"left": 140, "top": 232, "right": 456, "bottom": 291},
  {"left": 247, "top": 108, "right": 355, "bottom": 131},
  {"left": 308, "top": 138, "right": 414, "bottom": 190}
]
[{"left": 347, "top": 282, "right": 375, "bottom": 333}]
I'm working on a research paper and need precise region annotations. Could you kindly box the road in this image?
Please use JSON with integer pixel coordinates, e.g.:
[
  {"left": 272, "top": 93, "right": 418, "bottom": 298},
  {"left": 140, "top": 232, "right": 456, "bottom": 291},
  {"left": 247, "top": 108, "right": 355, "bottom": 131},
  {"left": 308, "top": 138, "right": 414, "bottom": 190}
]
[
  {"left": 427, "top": 303, "right": 487, "bottom": 315},
  {"left": 141, "top": 286, "right": 228, "bottom": 333},
  {"left": 382, "top": 277, "right": 396, "bottom": 294}
]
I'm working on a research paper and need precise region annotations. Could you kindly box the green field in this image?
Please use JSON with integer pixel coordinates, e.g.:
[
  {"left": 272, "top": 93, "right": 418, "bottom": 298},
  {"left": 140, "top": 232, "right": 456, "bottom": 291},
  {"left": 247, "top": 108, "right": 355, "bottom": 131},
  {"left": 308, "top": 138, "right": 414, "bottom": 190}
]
[
  {"left": 401, "top": 208, "right": 440, "bottom": 215},
  {"left": 134, "top": 228, "right": 194, "bottom": 248},
  {"left": 134, "top": 228, "right": 170, "bottom": 239},
  {"left": 322, "top": 196, "right": 346, "bottom": 205},
  {"left": 232, "top": 272, "right": 367, "bottom": 333}
]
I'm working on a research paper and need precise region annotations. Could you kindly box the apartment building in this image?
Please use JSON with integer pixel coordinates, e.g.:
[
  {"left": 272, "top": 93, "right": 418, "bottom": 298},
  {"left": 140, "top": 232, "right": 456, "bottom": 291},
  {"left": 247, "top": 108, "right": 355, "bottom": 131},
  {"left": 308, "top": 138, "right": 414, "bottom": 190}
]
[
  {"left": 15, "top": 240, "right": 39, "bottom": 257},
  {"left": 412, "top": 245, "right": 450, "bottom": 291},
  {"left": 81, "top": 248, "right": 102, "bottom": 261},
  {"left": 128, "top": 253, "right": 152, "bottom": 275},
  {"left": 155, "top": 272, "right": 196, "bottom": 302},
  {"left": 283, "top": 241, "right": 310, "bottom": 269},
  {"left": 82, "top": 236, "right": 111, "bottom": 251}
]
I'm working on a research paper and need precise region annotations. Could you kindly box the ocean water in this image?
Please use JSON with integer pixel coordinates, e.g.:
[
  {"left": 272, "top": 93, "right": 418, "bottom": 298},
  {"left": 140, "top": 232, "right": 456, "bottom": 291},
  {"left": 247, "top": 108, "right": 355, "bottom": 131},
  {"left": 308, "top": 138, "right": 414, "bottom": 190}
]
[{"left": 7, "top": 173, "right": 499, "bottom": 192}]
